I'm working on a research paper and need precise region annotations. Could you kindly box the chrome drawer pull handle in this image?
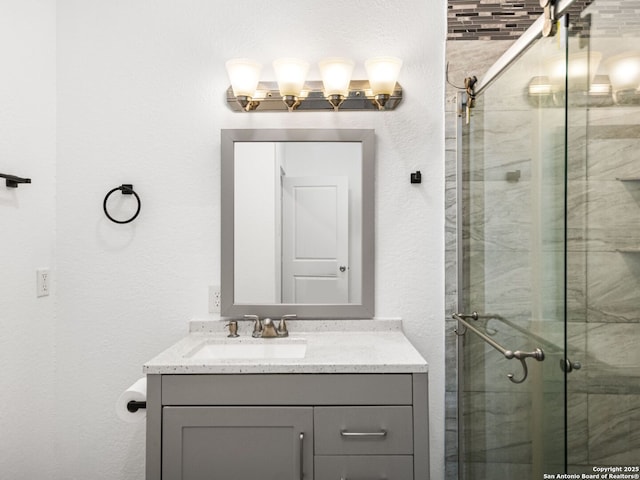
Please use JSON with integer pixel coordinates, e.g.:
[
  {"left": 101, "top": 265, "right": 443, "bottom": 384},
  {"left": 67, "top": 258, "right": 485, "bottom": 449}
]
[
  {"left": 340, "top": 429, "right": 387, "bottom": 437},
  {"left": 299, "top": 432, "right": 304, "bottom": 480},
  {"left": 341, "top": 478, "right": 383, "bottom": 480}
]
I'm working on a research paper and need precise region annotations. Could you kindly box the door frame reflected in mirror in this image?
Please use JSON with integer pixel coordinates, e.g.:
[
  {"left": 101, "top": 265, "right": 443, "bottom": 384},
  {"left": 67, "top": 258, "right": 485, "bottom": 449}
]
[{"left": 221, "top": 129, "right": 375, "bottom": 319}]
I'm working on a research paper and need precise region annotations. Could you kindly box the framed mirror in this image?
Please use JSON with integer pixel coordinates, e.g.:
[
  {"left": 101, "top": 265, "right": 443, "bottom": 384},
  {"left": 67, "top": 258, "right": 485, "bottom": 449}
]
[{"left": 221, "top": 129, "right": 375, "bottom": 318}]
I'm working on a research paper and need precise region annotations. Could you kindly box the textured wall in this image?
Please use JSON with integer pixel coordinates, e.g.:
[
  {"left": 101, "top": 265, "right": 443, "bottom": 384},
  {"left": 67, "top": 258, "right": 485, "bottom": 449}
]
[
  {"left": 55, "top": 1, "right": 445, "bottom": 479},
  {"left": 0, "top": 1, "right": 57, "bottom": 478}
]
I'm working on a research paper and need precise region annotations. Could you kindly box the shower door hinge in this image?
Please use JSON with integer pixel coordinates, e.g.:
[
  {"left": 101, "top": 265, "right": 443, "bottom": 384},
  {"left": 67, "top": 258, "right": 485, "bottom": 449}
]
[
  {"left": 540, "top": 0, "right": 557, "bottom": 37},
  {"left": 560, "top": 358, "right": 582, "bottom": 373},
  {"left": 461, "top": 76, "right": 477, "bottom": 125}
]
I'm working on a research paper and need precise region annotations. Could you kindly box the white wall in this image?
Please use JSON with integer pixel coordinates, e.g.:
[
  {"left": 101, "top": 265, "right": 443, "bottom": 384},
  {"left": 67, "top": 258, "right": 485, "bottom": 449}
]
[
  {"left": 0, "top": 1, "right": 56, "bottom": 477},
  {"left": 57, "top": 1, "right": 445, "bottom": 478},
  {"left": 234, "top": 142, "right": 279, "bottom": 303}
]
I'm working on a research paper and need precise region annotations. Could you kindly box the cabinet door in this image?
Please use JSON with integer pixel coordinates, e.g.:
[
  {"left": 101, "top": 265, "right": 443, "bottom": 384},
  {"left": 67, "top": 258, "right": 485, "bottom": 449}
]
[{"left": 163, "top": 406, "right": 313, "bottom": 480}]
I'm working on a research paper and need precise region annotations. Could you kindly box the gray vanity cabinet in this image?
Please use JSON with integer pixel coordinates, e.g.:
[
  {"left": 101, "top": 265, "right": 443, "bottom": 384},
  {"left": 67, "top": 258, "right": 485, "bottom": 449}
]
[{"left": 146, "top": 373, "right": 429, "bottom": 480}]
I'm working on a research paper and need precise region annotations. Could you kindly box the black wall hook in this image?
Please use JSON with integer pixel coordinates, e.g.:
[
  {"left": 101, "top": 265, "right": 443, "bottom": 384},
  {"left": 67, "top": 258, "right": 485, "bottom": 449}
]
[
  {"left": 1, "top": 173, "right": 31, "bottom": 188},
  {"left": 410, "top": 171, "right": 422, "bottom": 184},
  {"left": 103, "top": 184, "right": 141, "bottom": 224}
]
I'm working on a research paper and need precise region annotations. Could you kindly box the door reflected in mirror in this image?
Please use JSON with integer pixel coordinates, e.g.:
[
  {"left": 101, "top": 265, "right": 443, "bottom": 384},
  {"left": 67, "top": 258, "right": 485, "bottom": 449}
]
[
  {"left": 221, "top": 129, "right": 375, "bottom": 319},
  {"left": 234, "top": 141, "right": 362, "bottom": 305}
]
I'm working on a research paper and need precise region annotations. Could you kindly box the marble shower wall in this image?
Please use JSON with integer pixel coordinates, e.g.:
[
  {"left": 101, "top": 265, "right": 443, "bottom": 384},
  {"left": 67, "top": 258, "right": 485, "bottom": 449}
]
[{"left": 566, "top": 106, "right": 640, "bottom": 470}]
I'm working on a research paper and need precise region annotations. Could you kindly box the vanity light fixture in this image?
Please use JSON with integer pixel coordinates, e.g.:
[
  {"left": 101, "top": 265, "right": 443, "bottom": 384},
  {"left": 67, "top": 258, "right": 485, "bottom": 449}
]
[
  {"left": 528, "top": 76, "right": 552, "bottom": 96},
  {"left": 586, "top": 74, "right": 614, "bottom": 106},
  {"left": 526, "top": 76, "right": 556, "bottom": 107},
  {"left": 527, "top": 73, "right": 614, "bottom": 107},
  {"left": 545, "top": 51, "right": 602, "bottom": 93},
  {"left": 589, "top": 75, "right": 612, "bottom": 95},
  {"left": 224, "top": 56, "right": 403, "bottom": 112},
  {"left": 527, "top": 52, "right": 620, "bottom": 107},
  {"left": 604, "top": 51, "right": 640, "bottom": 104}
]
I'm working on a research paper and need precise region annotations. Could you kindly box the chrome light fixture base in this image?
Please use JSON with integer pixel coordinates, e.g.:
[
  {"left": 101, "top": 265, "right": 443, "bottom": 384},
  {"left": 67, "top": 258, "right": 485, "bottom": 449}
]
[
  {"left": 235, "top": 95, "right": 262, "bottom": 112},
  {"left": 282, "top": 94, "right": 301, "bottom": 111},
  {"left": 326, "top": 94, "right": 346, "bottom": 111},
  {"left": 373, "top": 93, "right": 391, "bottom": 110},
  {"left": 226, "top": 80, "right": 402, "bottom": 112}
]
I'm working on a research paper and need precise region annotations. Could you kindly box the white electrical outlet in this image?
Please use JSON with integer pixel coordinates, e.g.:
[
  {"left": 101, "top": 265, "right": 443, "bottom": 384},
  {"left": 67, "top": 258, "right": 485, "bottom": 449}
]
[
  {"left": 37, "top": 268, "right": 50, "bottom": 297},
  {"left": 209, "top": 285, "right": 221, "bottom": 313}
]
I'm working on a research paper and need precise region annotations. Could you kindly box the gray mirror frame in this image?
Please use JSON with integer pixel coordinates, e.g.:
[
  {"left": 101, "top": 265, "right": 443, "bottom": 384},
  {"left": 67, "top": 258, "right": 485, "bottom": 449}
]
[{"left": 221, "top": 129, "right": 375, "bottom": 319}]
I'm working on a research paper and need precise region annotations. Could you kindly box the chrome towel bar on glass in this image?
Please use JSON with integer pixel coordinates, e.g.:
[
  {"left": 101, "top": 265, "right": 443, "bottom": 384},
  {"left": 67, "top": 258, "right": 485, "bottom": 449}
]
[{"left": 453, "top": 312, "right": 545, "bottom": 384}]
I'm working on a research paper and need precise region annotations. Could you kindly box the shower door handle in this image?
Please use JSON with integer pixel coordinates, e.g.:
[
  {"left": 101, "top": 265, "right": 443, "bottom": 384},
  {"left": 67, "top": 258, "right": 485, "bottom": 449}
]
[{"left": 453, "top": 312, "right": 545, "bottom": 384}]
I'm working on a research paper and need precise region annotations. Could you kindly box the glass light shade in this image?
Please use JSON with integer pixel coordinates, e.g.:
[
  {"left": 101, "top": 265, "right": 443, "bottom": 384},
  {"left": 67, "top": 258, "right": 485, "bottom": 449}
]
[
  {"left": 546, "top": 52, "right": 602, "bottom": 91},
  {"left": 225, "top": 59, "right": 262, "bottom": 97},
  {"left": 365, "top": 56, "right": 402, "bottom": 95},
  {"left": 604, "top": 52, "right": 640, "bottom": 92},
  {"left": 318, "top": 57, "right": 355, "bottom": 97},
  {"left": 273, "top": 58, "right": 309, "bottom": 97},
  {"left": 589, "top": 75, "right": 612, "bottom": 95},
  {"left": 528, "top": 76, "right": 552, "bottom": 95}
]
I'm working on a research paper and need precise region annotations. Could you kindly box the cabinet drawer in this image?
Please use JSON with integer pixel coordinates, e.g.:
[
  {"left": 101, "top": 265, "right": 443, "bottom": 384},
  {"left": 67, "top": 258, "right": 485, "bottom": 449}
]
[
  {"left": 315, "top": 406, "right": 413, "bottom": 455},
  {"left": 315, "top": 455, "right": 414, "bottom": 480},
  {"left": 162, "top": 374, "right": 413, "bottom": 405}
]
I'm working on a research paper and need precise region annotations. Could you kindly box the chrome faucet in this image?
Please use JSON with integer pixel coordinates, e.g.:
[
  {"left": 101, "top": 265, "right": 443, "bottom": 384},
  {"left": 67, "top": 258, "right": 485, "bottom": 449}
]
[
  {"left": 242, "top": 314, "right": 297, "bottom": 338},
  {"left": 261, "top": 318, "right": 278, "bottom": 338}
]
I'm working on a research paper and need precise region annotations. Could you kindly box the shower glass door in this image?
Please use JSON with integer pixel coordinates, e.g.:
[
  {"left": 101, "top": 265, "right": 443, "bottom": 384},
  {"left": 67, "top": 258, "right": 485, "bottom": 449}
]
[
  {"left": 458, "top": 27, "right": 569, "bottom": 479},
  {"left": 565, "top": 0, "right": 640, "bottom": 471}
]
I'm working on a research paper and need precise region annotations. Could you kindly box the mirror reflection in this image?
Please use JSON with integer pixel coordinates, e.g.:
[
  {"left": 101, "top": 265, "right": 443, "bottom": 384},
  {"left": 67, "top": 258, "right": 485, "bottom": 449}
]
[
  {"left": 221, "top": 129, "right": 375, "bottom": 319},
  {"left": 234, "top": 141, "right": 362, "bottom": 305}
]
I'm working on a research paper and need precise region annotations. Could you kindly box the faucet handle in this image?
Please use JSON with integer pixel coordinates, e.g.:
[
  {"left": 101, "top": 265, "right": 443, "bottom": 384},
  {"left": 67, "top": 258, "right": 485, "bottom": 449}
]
[
  {"left": 244, "top": 315, "right": 262, "bottom": 338},
  {"left": 277, "top": 314, "right": 296, "bottom": 337},
  {"left": 225, "top": 321, "right": 239, "bottom": 338}
]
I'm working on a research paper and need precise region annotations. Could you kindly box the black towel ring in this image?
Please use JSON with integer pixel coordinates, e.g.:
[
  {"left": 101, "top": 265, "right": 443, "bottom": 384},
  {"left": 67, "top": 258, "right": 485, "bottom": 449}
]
[{"left": 103, "top": 184, "right": 141, "bottom": 224}]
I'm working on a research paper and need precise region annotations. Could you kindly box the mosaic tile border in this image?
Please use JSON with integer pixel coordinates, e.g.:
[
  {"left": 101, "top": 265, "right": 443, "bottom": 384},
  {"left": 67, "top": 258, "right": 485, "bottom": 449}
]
[{"left": 448, "top": 0, "right": 593, "bottom": 40}]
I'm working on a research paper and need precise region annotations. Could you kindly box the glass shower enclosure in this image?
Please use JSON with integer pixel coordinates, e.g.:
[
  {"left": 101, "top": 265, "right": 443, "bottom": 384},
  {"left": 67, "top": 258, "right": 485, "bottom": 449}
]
[{"left": 455, "top": 1, "right": 640, "bottom": 478}]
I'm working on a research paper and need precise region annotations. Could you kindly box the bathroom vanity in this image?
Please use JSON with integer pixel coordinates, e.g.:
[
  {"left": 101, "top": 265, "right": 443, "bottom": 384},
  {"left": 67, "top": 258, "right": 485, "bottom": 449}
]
[
  {"left": 143, "top": 320, "right": 429, "bottom": 480},
  {"left": 144, "top": 129, "right": 428, "bottom": 478}
]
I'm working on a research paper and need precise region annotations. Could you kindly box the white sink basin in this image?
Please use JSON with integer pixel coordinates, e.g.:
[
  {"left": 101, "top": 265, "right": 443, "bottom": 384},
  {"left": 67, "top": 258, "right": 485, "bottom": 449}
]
[{"left": 185, "top": 338, "right": 307, "bottom": 360}]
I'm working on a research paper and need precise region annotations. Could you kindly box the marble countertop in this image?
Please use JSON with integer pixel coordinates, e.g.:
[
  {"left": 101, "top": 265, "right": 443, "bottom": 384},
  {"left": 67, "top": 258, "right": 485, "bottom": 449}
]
[{"left": 143, "top": 319, "right": 428, "bottom": 374}]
